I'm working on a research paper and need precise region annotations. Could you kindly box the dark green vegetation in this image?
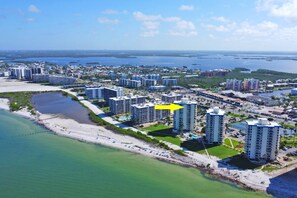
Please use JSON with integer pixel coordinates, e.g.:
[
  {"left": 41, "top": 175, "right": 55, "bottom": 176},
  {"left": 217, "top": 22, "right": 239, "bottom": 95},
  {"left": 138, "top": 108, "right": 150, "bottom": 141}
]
[
  {"left": 226, "top": 112, "right": 248, "bottom": 120},
  {"left": 0, "top": 92, "right": 35, "bottom": 113},
  {"left": 62, "top": 91, "right": 79, "bottom": 101},
  {"left": 178, "top": 68, "right": 297, "bottom": 88},
  {"left": 280, "top": 122, "right": 297, "bottom": 130},
  {"left": 280, "top": 135, "right": 297, "bottom": 148},
  {"left": 143, "top": 124, "right": 182, "bottom": 146}
]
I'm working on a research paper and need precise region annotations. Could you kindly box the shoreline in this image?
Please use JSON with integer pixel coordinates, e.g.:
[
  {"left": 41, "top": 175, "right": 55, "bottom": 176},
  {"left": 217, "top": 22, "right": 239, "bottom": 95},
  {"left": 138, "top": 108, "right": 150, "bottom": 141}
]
[
  {"left": 1, "top": 96, "right": 297, "bottom": 197},
  {"left": 0, "top": 99, "right": 266, "bottom": 192}
]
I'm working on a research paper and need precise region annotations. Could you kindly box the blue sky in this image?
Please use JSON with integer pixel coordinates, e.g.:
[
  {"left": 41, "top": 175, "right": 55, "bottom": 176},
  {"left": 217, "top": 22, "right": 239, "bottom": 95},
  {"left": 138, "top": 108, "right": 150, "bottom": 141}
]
[{"left": 1, "top": 0, "right": 297, "bottom": 51}]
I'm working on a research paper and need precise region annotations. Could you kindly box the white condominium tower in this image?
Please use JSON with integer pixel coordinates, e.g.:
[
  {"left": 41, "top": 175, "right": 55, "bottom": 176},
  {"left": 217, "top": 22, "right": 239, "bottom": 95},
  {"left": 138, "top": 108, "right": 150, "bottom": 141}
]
[
  {"left": 173, "top": 99, "right": 197, "bottom": 133},
  {"left": 206, "top": 107, "right": 225, "bottom": 144},
  {"left": 245, "top": 118, "right": 280, "bottom": 162}
]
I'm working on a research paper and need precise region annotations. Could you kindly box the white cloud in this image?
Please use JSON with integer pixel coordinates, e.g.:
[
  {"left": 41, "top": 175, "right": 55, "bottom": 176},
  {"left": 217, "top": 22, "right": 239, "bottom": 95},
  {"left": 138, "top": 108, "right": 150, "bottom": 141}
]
[
  {"left": 170, "top": 20, "right": 197, "bottom": 36},
  {"left": 175, "top": 20, "right": 196, "bottom": 30},
  {"left": 26, "top": 17, "right": 35, "bottom": 23},
  {"left": 208, "top": 34, "right": 216, "bottom": 39},
  {"left": 28, "top": 5, "right": 40, "bottom": 13},
  {"left": 235, "top": 21, "right": 279, "bottom": 38},
  {"left": 212, "top": 16, "right": 229, "bottom": 23},
  {"left": 141, "top": 30, "right": 160, "bottom": 37},
  {"left": 205, "top": 24, "right": 230, "bottom": 32},
  {"left": 133, "top": 11, "right": 161, "bottom": 21},
  {"left": 97, "top": 17, "right": 119, "bottom": 25},
  {"left": 257, "top": 21, "right": 279, "bottom": 30},
  {"left": 143, "top": 21, "right": 159, "bottom": 30},
  {"left": 179, "top": 5, "right": 194, "bottom": 11},
  {"left": 101, "top": 9, "right": 128, "bottom": 15},
  {"left": 133, "top": 11, "right": 197, "bottom": 37},
  {"left": 257, "top": 0, "right": 297, "bottom": 20}
]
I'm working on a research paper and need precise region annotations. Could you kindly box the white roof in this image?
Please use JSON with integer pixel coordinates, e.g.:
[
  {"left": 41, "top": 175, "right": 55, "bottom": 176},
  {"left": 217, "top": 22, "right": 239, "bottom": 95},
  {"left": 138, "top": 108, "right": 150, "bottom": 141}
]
[
  {"left": 207, "top": 107, "right": 225, "bottom": 115},
  {"left": 174, "top": 99, "right": 197, "bottom": 105},
  {"left": 246, "top": 118, "right": 280, "bottom": 127}
]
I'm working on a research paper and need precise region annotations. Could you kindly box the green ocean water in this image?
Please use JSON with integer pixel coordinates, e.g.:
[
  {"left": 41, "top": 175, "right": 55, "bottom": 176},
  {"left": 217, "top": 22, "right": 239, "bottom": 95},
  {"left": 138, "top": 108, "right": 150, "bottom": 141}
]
[{"left": 0, "top": 110, "right": 268, "bottom": 198}]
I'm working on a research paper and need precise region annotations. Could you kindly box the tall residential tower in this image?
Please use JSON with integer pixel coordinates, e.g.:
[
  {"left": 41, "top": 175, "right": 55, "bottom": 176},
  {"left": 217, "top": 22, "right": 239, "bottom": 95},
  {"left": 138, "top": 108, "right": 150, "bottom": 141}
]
[
  {"left": 245, "top": 118, "right": 280, "bottom": 162},
  {"left": 206, "top": 107, "right": 225, "bottom": 144},
  {"left": 173, "top": 99, "right": 197, "bottom": 133}
]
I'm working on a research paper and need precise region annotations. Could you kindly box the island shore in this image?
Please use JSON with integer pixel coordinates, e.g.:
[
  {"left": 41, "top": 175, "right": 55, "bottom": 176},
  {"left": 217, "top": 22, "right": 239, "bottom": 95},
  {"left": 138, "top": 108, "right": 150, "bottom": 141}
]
[{"left": 0, "top": 79, "right": 297, "bottom": 197}]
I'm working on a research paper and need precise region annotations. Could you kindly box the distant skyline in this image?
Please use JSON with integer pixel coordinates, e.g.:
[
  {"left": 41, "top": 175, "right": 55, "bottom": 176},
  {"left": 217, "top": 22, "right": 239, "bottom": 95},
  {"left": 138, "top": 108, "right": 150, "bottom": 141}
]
[{"left": 1, "top": 0, "right": 297, "bottom": 51}]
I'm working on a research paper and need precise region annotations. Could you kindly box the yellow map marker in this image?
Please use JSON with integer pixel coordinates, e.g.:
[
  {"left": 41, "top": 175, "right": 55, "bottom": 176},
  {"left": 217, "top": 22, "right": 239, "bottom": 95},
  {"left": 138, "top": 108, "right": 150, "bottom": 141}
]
[{"left": 155, "top": 104, "right": 184, "bottom": 112}]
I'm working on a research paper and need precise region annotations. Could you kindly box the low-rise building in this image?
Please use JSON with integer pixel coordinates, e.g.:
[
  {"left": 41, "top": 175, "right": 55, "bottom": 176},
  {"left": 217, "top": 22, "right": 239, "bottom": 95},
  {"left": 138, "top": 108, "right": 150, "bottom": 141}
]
[
  {"left": 161, "top": 93, "right": 182, "bottom": 103},
  {"left": 119, "top": 79, "right": 141, "bottom": 88},
  {"left": 149, "top": 85, "right": 166, "bottom": 91},
  {"left": 291, "top": 88, "right": 297, "bottom": 96},
  {"left": 143, "top": 79, "right": 157, "bottom": 87},
  {"left": 49, "top": 75, "right": 76, "bottom": 85},
  {"left": 163, "top": 79, "right": 177, "bottom": 86},
  {"left": 32, "top": 74, "right": 49, "bottom": 83}
]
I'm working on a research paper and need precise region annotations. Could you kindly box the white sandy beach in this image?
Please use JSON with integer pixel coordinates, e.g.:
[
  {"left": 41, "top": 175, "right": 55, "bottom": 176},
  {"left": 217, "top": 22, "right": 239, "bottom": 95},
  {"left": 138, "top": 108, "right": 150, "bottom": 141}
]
[{"left": 0, "top": 77, "right": 296, "bottom": 197}]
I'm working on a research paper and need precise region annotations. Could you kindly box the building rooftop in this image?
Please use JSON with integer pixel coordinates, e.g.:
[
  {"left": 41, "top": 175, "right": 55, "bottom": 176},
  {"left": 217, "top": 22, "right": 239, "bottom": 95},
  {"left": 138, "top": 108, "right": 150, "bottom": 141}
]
[
  {"left": 207, "top": 107, "right": 225, "bottom": 115},
  {"left": 246, "top": 118, "right": 280, "bottom": 127},
  {"left": 132, "top": 102, "right": 168, "bottom": 109},
  {"left": 109, "top": 95, "right": 146, "bottom": 101},
  {"left": 162, "top": 93, "right": 182, "bottom": 97},
  {"left": 174, "top": 99, "right": 197, "bottom": 105}
]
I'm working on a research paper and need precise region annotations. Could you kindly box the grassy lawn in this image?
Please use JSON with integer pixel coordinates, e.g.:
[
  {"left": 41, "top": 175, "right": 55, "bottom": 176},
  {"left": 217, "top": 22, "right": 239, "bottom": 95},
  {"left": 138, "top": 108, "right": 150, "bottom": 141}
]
[
  {"left": 100, "top": 106, "right": 110, "bottom": 113},
  {"left": 0, "top": 92, "right": 35, "bottom": 112},
  {"left": 181, "top": 140, "right": 239, "bottom": 159},
  {"left": 201, "top": 145, "right": 239, "bottom": 159},
  {"left": 143, "top": 124, "right": 171, "bottom": 132},
  {"left": 226, "top": 112, "right": 248, "bottom": 119},
  {"left": 143, "top": 124, "right": 182, "bottom": 146},
  {"left": 281, "top": 135, "right": 297, "bottom": 148},
  {"left": 224, "top": 138, "right": 244, "bottom": 152},
  {"left": 262, "top": 165, "right": 281, "bottom": 172},
  {"left": 155, "top": 136, "right": 182, "bottom": 146}
]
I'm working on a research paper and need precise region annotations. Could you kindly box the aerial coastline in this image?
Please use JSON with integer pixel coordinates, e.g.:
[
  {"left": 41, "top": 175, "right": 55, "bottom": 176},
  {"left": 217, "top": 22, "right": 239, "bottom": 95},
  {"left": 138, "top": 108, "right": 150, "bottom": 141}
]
[{"left": 0, "top": 78, "right": 297, "bottom": 197}]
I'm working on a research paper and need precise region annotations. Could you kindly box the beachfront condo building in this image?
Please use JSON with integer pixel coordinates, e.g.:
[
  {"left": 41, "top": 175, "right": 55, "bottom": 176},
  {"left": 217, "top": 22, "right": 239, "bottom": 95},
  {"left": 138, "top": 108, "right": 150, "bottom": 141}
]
[
  {"left": 109, "top": 95, "right": 146, "bottom": 115},
  {"left": 205, "top": 107, "right": 225, "bottom": 144},
  {"left": 131, "top": 103, "right": 170, "bottom": 124},
  {"left": 85, "top": 86, "right": 123, "bottom": 104},
  {"left": 173, "top": 99, "right": 197, "bottom": 133},
  {"left": 245, "top": 118, "right": 280, "bottom": 162},
  {"left": 85, "top": 87, "right": 104, "bottom": 100},
  {"left": 10, "top": 67, "right": 26, "bottom": 79},
  {"left": 103, "top": 86, "right": 123, "bottom": 105},
  {"left": 161, "top": 93, "right": 182, "bottom": 104}
]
